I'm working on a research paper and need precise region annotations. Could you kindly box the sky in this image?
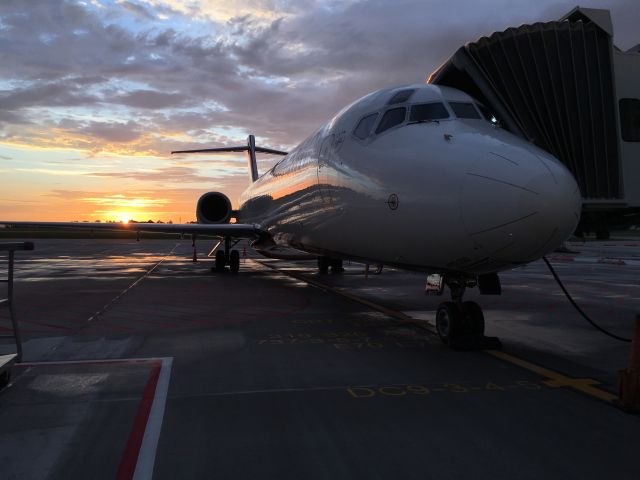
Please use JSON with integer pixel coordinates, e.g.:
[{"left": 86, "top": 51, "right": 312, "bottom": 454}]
[{"left": 0, "top": 0, "right": 637, "bottom": 222}]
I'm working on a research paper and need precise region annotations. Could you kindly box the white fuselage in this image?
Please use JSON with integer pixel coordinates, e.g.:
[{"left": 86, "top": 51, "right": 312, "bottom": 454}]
[{"left": 237, "top": 84, "right": 581, "bottom": 275}]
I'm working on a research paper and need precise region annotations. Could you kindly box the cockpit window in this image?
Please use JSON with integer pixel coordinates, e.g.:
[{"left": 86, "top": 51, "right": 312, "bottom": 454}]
[
  {"left": 387, "top": 89, "right": 415, "bottom": 105},
  {"left": 353, "top": 113, "right": 379, "bottom": 140},
  {"left": 449, "top": 102, "right": 481, "bottom": 119},
  {"left": 409, "top": 103, "right": 450, "bottom": 122},
  {"left": 376, "top": 107, "right": 406, "bottom": 134}
]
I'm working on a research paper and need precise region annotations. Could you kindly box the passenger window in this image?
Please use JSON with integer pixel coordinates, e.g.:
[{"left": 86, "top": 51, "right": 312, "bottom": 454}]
[
  {"left": 620, "top": 98, "right": 640, "bottom": 142},
  {"left": 353, "top": 113, "right": 379, "bottom": 140},
  {"left": 387, "top": 89, "right": 416, "bottom": 105},
  {"left": 449, "top": 102, "right": 481, "bottom": 119},
  {"left": 375, "top": 107, "right": 406, "bottom": 134},
  {"left": 409, "top": 103, "right": 449, "bottom": 122}
]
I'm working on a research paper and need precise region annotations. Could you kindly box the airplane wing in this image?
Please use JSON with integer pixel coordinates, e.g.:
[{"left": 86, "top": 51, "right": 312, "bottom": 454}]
[{"left": 0, "top": 221, "right": 262, "bottom": 238}]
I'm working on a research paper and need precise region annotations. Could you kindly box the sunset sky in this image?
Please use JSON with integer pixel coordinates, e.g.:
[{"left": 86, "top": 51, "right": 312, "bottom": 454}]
[{"left": 1, "top": 0, "right": 636, "bottom": 222}]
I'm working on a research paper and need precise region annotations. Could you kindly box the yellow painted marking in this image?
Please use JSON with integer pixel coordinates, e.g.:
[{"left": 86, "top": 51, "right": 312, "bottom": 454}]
[
  {"left": 378, "top": 386, "right": 407, "bottom": 396},
  {"left": 347, "top": 387, "right": 375, "bottom": 398},
  {"left": 254, "top": 259, "right": 435, "bottom": 334},
  {"left": 486, "top": 350, "right": 617, "bottom": 402},
  {"left": 255, "top": 260, "right": 618, "bottom": 404}
]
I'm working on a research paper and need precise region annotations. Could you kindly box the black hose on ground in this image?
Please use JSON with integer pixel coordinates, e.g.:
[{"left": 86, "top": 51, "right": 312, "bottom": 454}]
[{"left": 542, "top": 256, "right": 631, "bottom": 343}]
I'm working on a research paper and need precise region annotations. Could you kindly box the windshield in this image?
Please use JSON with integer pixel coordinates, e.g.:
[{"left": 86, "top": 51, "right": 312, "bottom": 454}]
[
  {"left": 449, "top": 101, "right": 481, "bottom": 119},
  {"left": 409, "top": 103, "right": 450, "bottom": 122}
]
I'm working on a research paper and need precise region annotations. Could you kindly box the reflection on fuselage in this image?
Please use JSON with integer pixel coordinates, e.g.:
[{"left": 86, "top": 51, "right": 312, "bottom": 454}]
[{"left": 238, "top": 83, "right": 581, "bottom": 275}]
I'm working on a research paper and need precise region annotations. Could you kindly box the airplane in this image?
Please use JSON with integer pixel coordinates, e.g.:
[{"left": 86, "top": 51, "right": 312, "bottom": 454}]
[{"left": 1, "top": 83, "right": 582, "bottom": 347}]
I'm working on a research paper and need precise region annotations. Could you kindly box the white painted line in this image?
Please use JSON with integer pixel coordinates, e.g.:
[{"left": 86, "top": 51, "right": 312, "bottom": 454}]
[
  {"left": 18, "top": 357, "right": 167, "bottom": 367},
  {"left": 133, "top": 357, "right": 173, "bottom": 480},
  {"left": 87, "top": 242, "right": 181, "bottom": 322}
]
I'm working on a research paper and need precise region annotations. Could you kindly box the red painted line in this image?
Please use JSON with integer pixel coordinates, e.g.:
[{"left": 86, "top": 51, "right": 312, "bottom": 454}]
[
  {"left": 17, "top": 358, "right": 161, "bottom": 367},
  {"left": 116, "top": 360, "right": 162, "bottom": 480},
  {"left": 598, "top": 258, "right": 626, "bottom": 265},
  {"left": 547, "top": 255, "right": 574, "bottom": 262},
  {"left": 19, "top": 319, "right": 75, "bottom": 332},
  {"left": 127, "top": 317, "right": 185, "bottom": 330},
  {"left": 89, "top": 323, "right": 139, "bottom": 333}
]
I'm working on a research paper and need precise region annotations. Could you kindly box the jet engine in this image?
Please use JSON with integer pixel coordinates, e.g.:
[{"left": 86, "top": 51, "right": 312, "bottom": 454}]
[{"left": 196, "top": 192, "right": 232, "bottom": 224}]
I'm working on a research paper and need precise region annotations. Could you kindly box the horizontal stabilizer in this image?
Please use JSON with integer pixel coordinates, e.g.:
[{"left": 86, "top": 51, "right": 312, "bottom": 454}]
[
  {"left": 171, "top": 135, "right": 287, "bottom": 182},
  {"left": 171, "top": 145, "right": 287, "bottom": 155}
]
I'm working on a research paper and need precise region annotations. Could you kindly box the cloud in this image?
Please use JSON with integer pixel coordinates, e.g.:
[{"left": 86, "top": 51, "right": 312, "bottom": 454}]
[
  {"left": 4, "top": 0, "right": 632, "bottom": 153},
  {"left": 116, "top": 89, "right": 191, "bottom": 109},
  {"left": 81, "top": 193, "right": 169, "bottom": 208},
  {"left": 0, "top": 80, "right": 100, "bottom": 110},
  {"left": 86, "top": 165, "right": 212, "bottom": 182},
  {"left": 0, "top": 0, "right": 635, "bottom": 221},
  {"left": 80, "top": 120, "right": 142, "bottom": 143}
]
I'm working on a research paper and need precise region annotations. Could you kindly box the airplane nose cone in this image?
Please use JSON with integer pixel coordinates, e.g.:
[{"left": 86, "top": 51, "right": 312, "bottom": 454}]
[
  {"left": 461, "top": 146, "right": 581, "bottom": 265},
  {"left": 519, "top": 155, "right": 582, "bottom": 248}
]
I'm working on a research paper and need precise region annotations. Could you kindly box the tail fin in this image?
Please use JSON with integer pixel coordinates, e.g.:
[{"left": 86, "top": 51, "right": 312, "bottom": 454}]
[{"left": 171, "top": 135, "right": 287, "bottom": 182}]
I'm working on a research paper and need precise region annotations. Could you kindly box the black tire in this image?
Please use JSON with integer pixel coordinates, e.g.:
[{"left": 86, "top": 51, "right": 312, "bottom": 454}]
[
  {"left": 595, "top": 227, "right": 610, "bottom": 240},
  {"left": 0, "top": 370, "right": 10, "bottom": 390},
  {"left": 215, "top": 250, "right": 226, "bottom": 272},
  {"left": 229, "top": 250, "right": 240, "bottom": 273},
  {"left": 436, "top": 302, "right": 463, "bottom": 345},
  {"left": 317, "top": 256, "right": 329, "bottom": 274},
  {"left": 461, "top": 301, "right": 485, "bottom": 336},
  {"left": 330, "top": 258, "right": 344, "bottom": 273}
]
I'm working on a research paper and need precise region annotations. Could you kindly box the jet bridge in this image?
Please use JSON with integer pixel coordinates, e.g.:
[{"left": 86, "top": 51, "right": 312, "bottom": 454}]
[{"left": 429, "top": 7, "right": 640, "bottom": 237}]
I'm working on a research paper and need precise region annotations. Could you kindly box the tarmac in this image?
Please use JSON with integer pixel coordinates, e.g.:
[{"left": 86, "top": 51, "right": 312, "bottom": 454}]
[{"left": 0, "top": 238, "right": 638, "bottom": 479}]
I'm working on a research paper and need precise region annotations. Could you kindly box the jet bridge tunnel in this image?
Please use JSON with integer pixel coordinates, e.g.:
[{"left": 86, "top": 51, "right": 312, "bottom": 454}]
[{"left": 429, "top": 7, "right": 640, "bottom": 237}]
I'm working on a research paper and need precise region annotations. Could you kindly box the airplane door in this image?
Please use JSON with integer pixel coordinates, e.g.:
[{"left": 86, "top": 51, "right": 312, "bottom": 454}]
[{"left": 317, "top": 134, "right": 334, "bottom": 204}]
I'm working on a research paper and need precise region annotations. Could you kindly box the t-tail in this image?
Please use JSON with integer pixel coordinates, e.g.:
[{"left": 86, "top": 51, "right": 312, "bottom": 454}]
[{"left": 171, "top": 135, "right": 288, "bottom": 182}]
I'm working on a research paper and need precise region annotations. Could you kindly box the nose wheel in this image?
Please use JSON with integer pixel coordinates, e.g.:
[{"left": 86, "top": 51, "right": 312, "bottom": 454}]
[
  {"left": 435, "top": 301, "right": 485, "bottom": 344},
  {"left": 434, "top": 276, "right": 498, "bottom": 350}
]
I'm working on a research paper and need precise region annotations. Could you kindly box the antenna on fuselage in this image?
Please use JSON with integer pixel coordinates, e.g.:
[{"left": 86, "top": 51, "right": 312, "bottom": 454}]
[{"left": 171, "top": 135, "right": 288, "bottom": 183}]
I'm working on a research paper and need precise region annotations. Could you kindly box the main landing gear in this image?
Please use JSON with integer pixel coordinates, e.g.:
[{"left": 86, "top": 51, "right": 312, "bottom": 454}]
[
  {"left": 430, "top": 274, "right": 502, "bottom": 350},
  {"left": 214, "top": 248, "right": 240, "bottom": 273},
  {"left": 211, "top": 237, "right": 241, "bottom": 273}
]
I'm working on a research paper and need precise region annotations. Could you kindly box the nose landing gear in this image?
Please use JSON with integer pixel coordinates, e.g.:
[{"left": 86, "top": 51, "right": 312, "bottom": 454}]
[
  {"left": 433, "top": 276, "right": 500, "bottom": 350},
  {"left": 435, "top": 301, "right": 485, "bottom": 344}
]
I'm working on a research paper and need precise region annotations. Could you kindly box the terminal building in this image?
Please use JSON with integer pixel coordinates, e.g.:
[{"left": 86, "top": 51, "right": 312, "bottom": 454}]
[{"left": 429, "top": 7, "right": 639, "bottom": 238}]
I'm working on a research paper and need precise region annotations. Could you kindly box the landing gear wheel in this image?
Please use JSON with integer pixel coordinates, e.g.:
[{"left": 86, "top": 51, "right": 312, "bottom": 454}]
[
  {"left": 435, "top": 301, "right": 463, "bottom": 345},
  {"left": 461, "top": 301, "right": 485, "bottom": 336},
  {"left": 215, "top": 250, "right": 226, "bottom": 272},
  {"left": 595, "top": 226, "right": 610, "bottom": 240},
  {"left": 330, "top": 258, "right": 344, "bottom": 273},
  {"left": 317, "top": 256, "right": 329, "bottom": 274},
  {"left": 0, "top": 370, "right": 10, "bottom": 390},
  {"left": 229, "top": 250, "right": 240, "bottom": 273}
]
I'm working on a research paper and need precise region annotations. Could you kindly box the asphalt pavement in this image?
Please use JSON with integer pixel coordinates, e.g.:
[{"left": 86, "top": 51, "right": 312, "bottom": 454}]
[{"left": 0, "top": 238, "right": 638, "bottom": 479}]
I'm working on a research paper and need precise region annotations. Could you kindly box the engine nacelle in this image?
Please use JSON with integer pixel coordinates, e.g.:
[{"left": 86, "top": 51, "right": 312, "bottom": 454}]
[{"left": 196, "top": 192, "right": 232, "bottom": 224}]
